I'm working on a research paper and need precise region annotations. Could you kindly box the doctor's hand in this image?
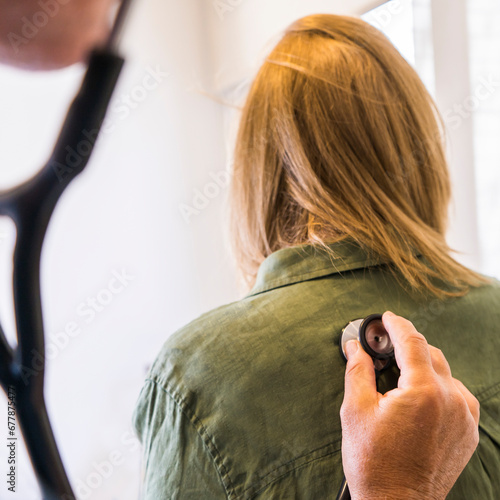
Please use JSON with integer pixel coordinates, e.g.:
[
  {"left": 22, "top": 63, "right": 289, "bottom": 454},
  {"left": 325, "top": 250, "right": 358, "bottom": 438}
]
[
  {"left": 0, "top": 0, "right": 118, "bottom": 70},
  {"left": 340, "top": 311, "right": 480, "bottom": 500}
]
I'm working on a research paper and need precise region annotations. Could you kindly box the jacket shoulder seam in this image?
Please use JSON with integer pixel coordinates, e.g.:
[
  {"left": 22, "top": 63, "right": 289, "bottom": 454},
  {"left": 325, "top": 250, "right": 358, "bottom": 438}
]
[{"left": 145, "top": 377, "right": 236, "bottom": 499}]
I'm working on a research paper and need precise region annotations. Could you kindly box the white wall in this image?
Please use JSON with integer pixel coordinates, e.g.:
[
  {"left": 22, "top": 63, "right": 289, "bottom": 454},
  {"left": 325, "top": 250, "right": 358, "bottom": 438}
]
[
  {"left": 206, "top": 0, "right": 387, "bottom": 93},
  {"left": 467, "top": 0, "right": 500, "bottom": 278},
  {"left": 431, "top": 0, "right": 481, "bottom": 271}
]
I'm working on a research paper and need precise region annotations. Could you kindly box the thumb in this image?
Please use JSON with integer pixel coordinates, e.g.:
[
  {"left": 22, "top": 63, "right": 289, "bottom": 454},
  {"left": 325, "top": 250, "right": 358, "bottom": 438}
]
[{"left": 343, "top": 341, "right": 378, "bottom": 409}]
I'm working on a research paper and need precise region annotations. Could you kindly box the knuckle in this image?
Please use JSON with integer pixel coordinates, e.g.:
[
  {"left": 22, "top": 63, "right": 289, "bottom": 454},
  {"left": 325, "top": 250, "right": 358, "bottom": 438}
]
[
  {"left": 340, "top": 400, "right": 366, "bottom": 430},
  {"left": 416, "top": 382, "right": 446, "bottom": 412},
  {"left": 472, "top": 427, "right": 480, "bottom": 448},
  {"left": 465, "top": 421, "right": 480, "bottom": 451},
  {"left": 449, "top": 390, "right": 467, "bottom": 410},
  {"left": 344, "top": 360, "right": 366, "bottom": 380},
  {"left": 339, "top": 401, "right": 354, "bottom": 422},
  {"left": 473, "top": 396, "right": 481, "bottom": 413},
  {"left": 429, "top": 346, "right": 444, "bottom": 358},
  {"left": 408, "top": 331, "right": 428, "bottom": 347},
  {"left": 339, "top": 401, "right": 348, "bottom": 418},
  {"left": 401, "top": 332, "right": 429, "bottom": 357},
  {"left": 470, "top": 391, "right": 480, "bottom": 407},
  {"left": 434, "top": 348, "right": 451, "bottom": 367}
]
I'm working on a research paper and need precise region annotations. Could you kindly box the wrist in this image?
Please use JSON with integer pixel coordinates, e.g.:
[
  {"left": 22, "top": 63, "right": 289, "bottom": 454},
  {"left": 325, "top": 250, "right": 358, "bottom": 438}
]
[
  {"left": 353, "top": 495, "right": 441, "bottom": 500},
  {"left": 351, "top": 486, "right": 447, "bottom": 500}
]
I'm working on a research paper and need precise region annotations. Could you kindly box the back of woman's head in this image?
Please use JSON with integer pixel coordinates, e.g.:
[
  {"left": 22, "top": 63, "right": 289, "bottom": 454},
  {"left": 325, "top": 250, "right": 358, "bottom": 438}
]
[{"left": 230, "top": 13, "right": 485, "bottom": 297}]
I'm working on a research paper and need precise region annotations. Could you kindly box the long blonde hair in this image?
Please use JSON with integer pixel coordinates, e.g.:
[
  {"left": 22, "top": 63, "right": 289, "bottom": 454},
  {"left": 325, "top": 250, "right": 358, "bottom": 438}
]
[{"left": 229, "top": 14, "right": 486, "bottom": 298}]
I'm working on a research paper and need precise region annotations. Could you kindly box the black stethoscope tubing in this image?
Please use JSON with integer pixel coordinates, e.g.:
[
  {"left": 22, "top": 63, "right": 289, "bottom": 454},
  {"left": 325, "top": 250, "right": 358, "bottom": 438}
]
[{"left": 0, "top": 1, "right": 133, "bottom": 497}]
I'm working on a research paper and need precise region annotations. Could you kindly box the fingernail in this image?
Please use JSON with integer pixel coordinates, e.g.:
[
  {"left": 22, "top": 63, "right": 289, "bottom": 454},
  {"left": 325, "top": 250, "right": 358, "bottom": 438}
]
[
  {"left": 345, "top": 340, "right": 358, "bottom": 359},
  {"left": 384, "top": 311, "right": 395, "bottom": 318}
]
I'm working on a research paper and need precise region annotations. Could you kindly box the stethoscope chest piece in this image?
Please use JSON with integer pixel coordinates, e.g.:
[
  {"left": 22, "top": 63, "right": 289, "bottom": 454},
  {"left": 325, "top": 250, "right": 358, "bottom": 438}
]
[
  {"left": 337, "top": 313, "right": 398, "bottom": 500},
  {"left": 340, "top": 313, "right": 394, "bottom": 371}
]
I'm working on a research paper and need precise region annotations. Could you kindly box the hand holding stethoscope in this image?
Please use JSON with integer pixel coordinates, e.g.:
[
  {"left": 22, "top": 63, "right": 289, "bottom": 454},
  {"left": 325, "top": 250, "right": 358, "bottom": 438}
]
[{"left": 337, "top": 312, "right": 480, "bottom": 500}]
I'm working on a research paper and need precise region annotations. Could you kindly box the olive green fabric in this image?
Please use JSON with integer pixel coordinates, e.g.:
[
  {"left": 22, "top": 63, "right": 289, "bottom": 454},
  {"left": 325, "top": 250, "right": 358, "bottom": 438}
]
[{"left": 133, "top": 241, "right": 500, "bottom": 499}]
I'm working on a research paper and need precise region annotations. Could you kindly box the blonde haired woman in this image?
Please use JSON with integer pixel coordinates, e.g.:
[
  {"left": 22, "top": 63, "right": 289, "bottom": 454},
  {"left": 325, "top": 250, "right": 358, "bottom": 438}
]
[{"left": 134, "top": 14, "right": 500, "bottom": 499}]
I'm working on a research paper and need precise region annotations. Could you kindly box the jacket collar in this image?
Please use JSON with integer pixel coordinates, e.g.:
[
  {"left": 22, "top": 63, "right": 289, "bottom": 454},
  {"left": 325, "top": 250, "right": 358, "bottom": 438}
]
[{"left": 246, "top": 239, "right": 386, "bottom": 297}]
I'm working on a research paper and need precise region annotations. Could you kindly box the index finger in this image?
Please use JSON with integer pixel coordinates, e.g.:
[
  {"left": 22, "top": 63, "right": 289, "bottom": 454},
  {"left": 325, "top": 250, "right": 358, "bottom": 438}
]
[{"left": 382, "top": 311, "right": 435, "bottom": 385}]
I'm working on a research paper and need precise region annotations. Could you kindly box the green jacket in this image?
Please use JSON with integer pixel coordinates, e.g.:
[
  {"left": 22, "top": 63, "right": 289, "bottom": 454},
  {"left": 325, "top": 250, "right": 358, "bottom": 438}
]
[{"left": 133, "top": 241, "right": 500, "bottom": 499}]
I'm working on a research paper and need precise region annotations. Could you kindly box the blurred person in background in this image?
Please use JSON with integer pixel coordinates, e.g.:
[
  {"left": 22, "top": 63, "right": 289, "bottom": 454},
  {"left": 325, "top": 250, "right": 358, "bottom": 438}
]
[{"left": 0, "top": 0, "right": 117, "bottom": 70}]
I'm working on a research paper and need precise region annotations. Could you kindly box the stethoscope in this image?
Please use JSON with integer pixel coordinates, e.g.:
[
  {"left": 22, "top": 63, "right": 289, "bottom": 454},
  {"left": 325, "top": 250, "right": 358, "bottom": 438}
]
[
  {"left": 337, "top": 314, "right": 396, "bottom": 500},
  {"left": 0, "top": 0, "right": 134, "bottom": 498}
]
